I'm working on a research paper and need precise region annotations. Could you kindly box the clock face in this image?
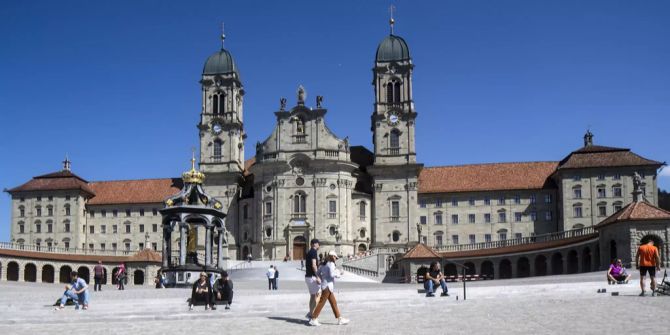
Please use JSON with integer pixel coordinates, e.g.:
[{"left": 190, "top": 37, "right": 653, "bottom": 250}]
[
  {"left": 388, "top": 113, "right": 399, "bottom": 125},
  {"left": 212, "top": 123, "right": 222, "bottom": 134}
]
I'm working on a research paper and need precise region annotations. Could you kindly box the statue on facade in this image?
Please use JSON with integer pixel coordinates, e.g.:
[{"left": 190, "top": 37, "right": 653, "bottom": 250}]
[
  {"left": 316, "top": 95, "right": 323, "bottom": 108},
  {"left": 297, "top": 85, "right": 306, "bottom": 104},
  {"left": 280, "top": 97, "right": 287, "bottom": 110}
]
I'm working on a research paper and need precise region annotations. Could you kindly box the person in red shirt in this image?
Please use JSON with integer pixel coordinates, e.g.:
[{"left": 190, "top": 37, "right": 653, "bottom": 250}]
[{"left": 636, "top": 240, "right": 662, "bottom": 296}]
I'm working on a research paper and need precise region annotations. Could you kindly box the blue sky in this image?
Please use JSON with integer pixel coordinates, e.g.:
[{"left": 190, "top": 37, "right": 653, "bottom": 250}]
[{"left": 1, "top": 0, "right": 669, "bottom": 241}]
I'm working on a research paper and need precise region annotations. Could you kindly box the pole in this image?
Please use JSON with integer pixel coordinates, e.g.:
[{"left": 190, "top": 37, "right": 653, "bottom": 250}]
[{"left": 462, "top": 266, "right": 467, "bottom": 301}]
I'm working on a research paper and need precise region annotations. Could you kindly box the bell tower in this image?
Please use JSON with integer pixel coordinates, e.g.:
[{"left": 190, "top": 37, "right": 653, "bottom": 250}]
[{"left": 369, "top": 15, "right": 423, "bottom": 248}]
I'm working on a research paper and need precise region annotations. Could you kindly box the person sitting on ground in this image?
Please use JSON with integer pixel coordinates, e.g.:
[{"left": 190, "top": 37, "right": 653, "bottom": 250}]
[
  {"left": 607, "top": 259, "right": 631, "bottom": 284},
  {"left": 212, "top": 271, "right": 234, "bottom": 310},
  {"left": 55, "top": 271, "right": 90, "bottom": 310},
  {"left": 424, "top": 261, "right": 449, "bottom": 297},
  {"left": 190, "top": 272, "right": 213, "bottom": 311}
]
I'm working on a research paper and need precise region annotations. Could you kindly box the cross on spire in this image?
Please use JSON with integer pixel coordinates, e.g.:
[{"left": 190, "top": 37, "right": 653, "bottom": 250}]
[
  {"left": 389, "top": 5, "right": 396, "bottom": 35},
  {"left": 62, "top": 154, "right": 71, "bottom": 171}
]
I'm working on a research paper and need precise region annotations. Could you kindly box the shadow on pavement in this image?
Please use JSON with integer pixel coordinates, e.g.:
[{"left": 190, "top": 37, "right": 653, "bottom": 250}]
[{"left": 267, "top": 316, "right": 308, "bottom": 325}]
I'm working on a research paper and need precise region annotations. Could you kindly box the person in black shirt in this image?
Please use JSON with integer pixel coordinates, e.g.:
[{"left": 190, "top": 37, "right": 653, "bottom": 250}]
[
  {"left": 304, "top": 238, "right": 321, "bottom": 319},
  {"left": 424, "top": 261, "right": 449, "bottom": 297},
  {"left": 190, "top": 272, "right": 213, "bottom": 310},
  {"left": 212, "top": 271, "right": 233, "bottom": 310}
]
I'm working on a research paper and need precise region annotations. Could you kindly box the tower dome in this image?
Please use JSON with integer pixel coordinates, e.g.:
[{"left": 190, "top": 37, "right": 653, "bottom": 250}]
[
  {"left": 375, "top": 34, "right": 410, "bottom": 62},
  {"left": 203, "top": 48, "right": 239, "bottom": 76}
]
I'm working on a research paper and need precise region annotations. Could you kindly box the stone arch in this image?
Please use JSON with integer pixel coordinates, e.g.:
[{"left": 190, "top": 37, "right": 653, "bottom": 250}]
[
  {"left": 133, "top": 269, "right": 145, "bottom": 285},
  {"left": 7, "top": 261, "right": 19, "bottom": 281},
  {"left": 481, "top": 261, "right": 494, "bottom": 278},
  {"left": 567, "top": 250, "right": 579, "bottom": 274},
  {"left": 111, "top": 267, "right": 122, "bottom": 285},
  {"left": 639, "top": 234, "right": 665, "bottom": 264},
  {"left": 464, "top": 262, "right": 476, "bottom": 276},
  {"left": 77, "top": 266, "right": 90, "bottom": 284},
  {"left": 42, "top": 264, "right": 55, "bottom": 283},
  {"left": 444, "top": 263, "right": 458, "bottom": 277},
  {"left": 499, "top": 259, "right": 512, "bottom": 279},
  {"left": 59, "top": 265, "right": 73, "bottom": 283},
  {"left": 534, "top": 255, "right": 547, "bottom": 276},
  {"left": 517, "top": 257, "right": 530, "bottom": 278},
  {"left": 242, "top": 246, "right": 250, "bottom": 260},
  {"left": 551, "top": 253, "right": 564, "bottom": 275},
  {"left": 582, "top": 247, "right": 592, "bottom": 272},
  {"left": 24, "top": 263, "right": 37, "bottom": 282},
  {"left": 416, "top": 266, "right": 428, "bottom": 281},
  {"left": 357, "top": 243, "right": 367, "bottom": 253}
]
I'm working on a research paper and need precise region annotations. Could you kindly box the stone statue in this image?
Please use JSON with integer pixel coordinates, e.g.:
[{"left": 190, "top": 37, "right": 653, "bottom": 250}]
[
  {"left": 280, "top": 97, "right": 287, "bottom": 110},
  {"left": 297, "top": 85, "right": 306, "bottom": 104},
  {"left": 316, "top": 95, "right": 323, "bottom": 108},
  {"left": 633, "top": 172, "right": 642, "bottom": 189}
]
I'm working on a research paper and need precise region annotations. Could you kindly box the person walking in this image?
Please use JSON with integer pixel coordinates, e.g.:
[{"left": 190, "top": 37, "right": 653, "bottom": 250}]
[
  {"left": 273, "top": 266, "right": 279, "bottom": 290},
  {"left": 93, "top": 261, "right": 105, "bottom": 292},
  {"left": 304, "top": 238, "right": 321, "bottom": 319},
  {"left": 116, "top": 263, "right": 126, "bottom": 290},
  {"left": 636, "top": 239, "right": 662, "bottom": 296},
  {"left": 309, "top": 250, "right": 349, "bottom": 326},
  {"left": 266, "top": 265, "right": 276, "bottom": 291}
]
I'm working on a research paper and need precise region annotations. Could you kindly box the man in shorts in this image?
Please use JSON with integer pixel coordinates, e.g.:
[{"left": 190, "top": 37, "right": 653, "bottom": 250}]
[
  {"left": 304, "top": 238, "right": 321, "bottom": 319},
  {"left": 636, "top": 239, "right": 661, "bottom": 296}
]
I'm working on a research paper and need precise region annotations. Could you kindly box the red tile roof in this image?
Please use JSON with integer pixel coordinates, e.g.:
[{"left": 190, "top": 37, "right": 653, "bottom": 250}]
[
  {"left": 558, "top": 145, "right": 662, "bottom": 170},
  {"left": 403, "top": 243, "right": 442, "bottom": 259},
  {"left": 418, "top": 161, "right": 558, "bottom": 194},
  {"left": 6, "top": 170, "right": 95, "bottom": 196},
  {"left": 87, "top": 178, "right": 182, "bottom": 205},
  {"left": 595, "top": 200, "right": 670, "bottom": 229}
]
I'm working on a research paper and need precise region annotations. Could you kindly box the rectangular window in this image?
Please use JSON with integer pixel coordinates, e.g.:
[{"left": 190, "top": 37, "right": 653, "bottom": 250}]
[
  {"left": 100, "top": 243, "right": 106, "bottom": 251},
  {"left": 113, "top": 225, "right": 118, "bottom": 234},
  {"left": 514, "top": 195, "right": 521, "bottom": 204},
  {"left": 435, "top": 199, "right": 442, "bottom": 207},
  {"left": 419, "top": 216, "right": 427, "bottom": 225},
  {"left": 574, "top": 206, "right": 582, "bottom": 217},
  {"left": 152, "top": 242, "right": 158, "bottom": 250},
  {"left": 469, "top": 234, "right": 476, "bottom": 244},
  {"left": 152, "top": 208, "right": 158, "bottom": 216},
  {"left": 112, "top": 243, "right": 117, "bottom": 251},
  {"left": 65, "top": 207, "right": 70, "bottom": 216},
  {"left": 573, "top": 188, "right": 582, "bottom": 199},
  {"left": 139, "top": 243, "right": 144, "bottom": 250},
  {"left": 484, "top": 197, "right": 491, "bottom": 205},
  {"left": 468, "top": 214, "right": 475, "bottom": 223},
  {"left": 152, "top": 224, "right": 158, "bottom": 233},
  {"left": 89, "top": 244, "right": 94, "bottom": 250},
  {"left": 451, "top": 214, "right": 458, "bottom": 224},
  {"left": 498, "top": 212, "right": 506, "bottom": 223},
  {"left": 613, "top": 187, "right": 622, "bottom": 197},
  {"left": 19, "top": 225, "right": 25, "bottom": 234},
  {"left": 597, "top": 188, "right": 606, "bottom": 198},
  {"left": 529, "top": 195, "right": 536, "bottom": 204},
  {"left": 452, "top": 235, "right": 459, "bottom": 245},
  {"left": 451, "top": 199, "right": 458, "bottom": 207},
  {"left": 89, "top": 210, "right": 94, "bottom": 218},
  {"left": 47, "top": 224, "right": 53, "bottom": 233},
  {"left": 126, "top": 209, "right": 131, "bottom": 217},
  {"left": 499, "top": 232, "right": 507, "bottom": 240},
  {"left": 140, "top": 209, "right": 145, "bottom": 216},
  {"left": 484, "top": 234, "right": 492, "bottom": 243},
  {"left": 113, "top": 210, "right": 118, "bottom": 217},
  {"left": 48, "top": 207, "right": 53, "bottom": 216},
  {"left": 598, "top": 206, "right": 607, "bottom": 217},
  {"left": 597, "top": 174, "right": 605, "bottom": 180},
  {"left": 125, "top": 225, "right": 131, "bottom": 234},
  {"left": 37, "top": 196, "right": 41, "bottom": 201},
  {"left": 498, "top": 196, "right": 505, "bottom": 205},
  {"left": 64, "top": 222, "right": 70, "bottom": 232},
  {"left": 515, "top": 233, "right": 522, "bottom": 240},
  {"left": 614, "top": 204, "right": 623, "bottom": 212},
  {"left": 434, "top": 214, "right": 443, "bottom": 225},
  {"left": 265, "top": 202, "right": 273, "bottom": 215},
  {"left": 530, "top": 211, "right": 537, "bottom": 221},
  {"left": 48, "top": 196, "right": 53, "bottom": 201},
  {"left": 64, "top": 242, "right": 70, "bottom": 250},
  {"left": 572, "top": 175, "right": 580, "bottom": 181},
  {"left": 419, "top": 200, "right": 426, "bottom": 208},
  {"left": 613, "top": 174, "right": 621, "bottom": 180},
  {"left": 391, "top": 201, "right": 400, "bottom": 219},
  {"left": 65, "top": 195, "right": 70, "bottom": 201},
  {"left": 435, "top": 235, "right": 443, "bottom": 247},
  {"left": 514, "top": 212, "right": 522, "bottom": 222},
  {"left": 545, "top": 211, "right": 553, "bottom": 221},
  {"left": 101, "top": 210, "right": 106, "bottom": 218},
  {"left": 124, "top": 243, "right": 130, "bottom": 251},
  {"left": 469, "top": 198, "right": 475, "bottom": 206},
  {"left": 545, "top": 194, "right": 552, "bottom": 204},
  {"left": 329, "top": 200, "right": 337, "bottom": 213},
  {"left": 36, "top": 207, "right": 42, "bottom": 216},
  {"left": 101, "top": 225, "right": 106, "bottom": 234},
  {"left": 82, "top": 225, "right": 86, "bottom": 233},
  {"left": 484, "top": 213, "right": 491, "bottom": 223},
  {"left": 89, "top": 225, "right": 94, "bottom": 234},
  {"left": 139, "top": 224, "right": 145, "bottom": 233}
]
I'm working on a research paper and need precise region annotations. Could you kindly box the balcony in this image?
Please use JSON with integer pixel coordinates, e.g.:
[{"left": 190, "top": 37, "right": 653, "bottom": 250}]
[
  {"left": 388, "top": 148, "right": 400, "bottom": 155},
  {"left": 291, "top": 213, "right": 307, "bottom": 219},
  {"left": 327, "top": 213, "right": 337, "bottom": 219},
  {"left": 293, "top": 135, "right": 307, "bottom": 143}
]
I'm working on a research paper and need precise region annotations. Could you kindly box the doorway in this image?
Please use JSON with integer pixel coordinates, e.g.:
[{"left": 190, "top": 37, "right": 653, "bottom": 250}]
[{"left": 293, "top": 236, "right": 306, "bottom": 260}]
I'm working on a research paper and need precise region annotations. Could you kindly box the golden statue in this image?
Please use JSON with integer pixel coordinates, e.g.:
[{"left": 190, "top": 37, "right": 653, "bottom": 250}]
[{"left": 187, "top": 225, "right": 197, "bottom": 253}]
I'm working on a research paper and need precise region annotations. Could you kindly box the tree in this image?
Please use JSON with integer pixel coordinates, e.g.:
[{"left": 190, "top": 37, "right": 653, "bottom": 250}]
[{"left": 659, "top": 189, "right": 670, "bottom": 211}]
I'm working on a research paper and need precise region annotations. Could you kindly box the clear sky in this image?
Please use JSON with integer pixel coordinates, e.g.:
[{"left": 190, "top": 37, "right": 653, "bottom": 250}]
[{"left": 1, "top": 0, "right": 669, "bottom": 241}]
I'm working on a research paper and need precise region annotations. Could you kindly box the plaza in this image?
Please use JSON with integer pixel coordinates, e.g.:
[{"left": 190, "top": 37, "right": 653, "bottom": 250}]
[{"left": 0, "top": 261, "right": 667, "bottom": 334}]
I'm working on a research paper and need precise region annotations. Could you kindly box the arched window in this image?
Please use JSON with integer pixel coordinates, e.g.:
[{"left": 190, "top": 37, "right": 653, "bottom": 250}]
[
  {"left": 359, "top": 201, "right": 366, "bottom": 218},
  {"left": 19, "top": 205, "right": 25, "bottom": 217},
  {"left": 17, "top": 221, "right": 25, "bottom": 234},
  {"left": 573, "top": 203, "right": 583, "bottom": 218},
  {"left": 392, "top": 231, "right": 400, "bottom": 242},
  {"left": 359, "top": 229, "right": 366, "bottom": 238},
  {"left": 34, "top": 220, "right": 42, "bottom": 233},
  {"left": 35, "top": 205, "right": 42, "bottom": 217},
  {"left": 390, "top": 129, "right": 400, "bottom": 149},
  {"left": 394, "top": 81, "right": 401, "bottom": 103},
  {"left": 213, "top": 139, "right": 222, "bottom": 161},
  {"left": 212, "top": 94, "right": 224, "bottom": 114},
  {"left": 434, "top": 231, "right": 444, "bottom": 246},
  {"left": 386, "top": 82, "right": 394, "bottom": 103},
  {"left": 293, "top": 192, "right": 306, "bottom": 214},
  {"left": 64, "top": 204, "right": 70, "bottom": 216}
]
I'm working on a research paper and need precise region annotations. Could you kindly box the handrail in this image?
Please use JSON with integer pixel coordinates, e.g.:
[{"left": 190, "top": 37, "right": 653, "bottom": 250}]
[{"left": 0, "top": 241, "right": 156, "bottom": 256}]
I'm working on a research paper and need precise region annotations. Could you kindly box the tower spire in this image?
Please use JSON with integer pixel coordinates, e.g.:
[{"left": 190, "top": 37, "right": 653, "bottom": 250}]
[
  {"left": 62, "top": 154, "right": 71, "bottom": 171},
  {"left": 220, "top": 22, "right": 226, "bottom": 49},
  {"left": 389, "top": 5, "right": 396, "bottom": 35}
]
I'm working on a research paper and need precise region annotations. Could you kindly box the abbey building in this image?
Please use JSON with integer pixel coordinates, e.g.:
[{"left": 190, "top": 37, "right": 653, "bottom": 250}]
[{"left": 5, "top": 28, "right": 664, "bottom": 261}]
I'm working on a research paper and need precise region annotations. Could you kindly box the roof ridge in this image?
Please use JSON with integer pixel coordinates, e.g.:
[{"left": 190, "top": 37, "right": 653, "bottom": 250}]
[
  {"left": 424, "top": 161, "right": 559, "bottom": 169},
  {"left": 89, "top": 177, "right": 180, "bottom": 184}
]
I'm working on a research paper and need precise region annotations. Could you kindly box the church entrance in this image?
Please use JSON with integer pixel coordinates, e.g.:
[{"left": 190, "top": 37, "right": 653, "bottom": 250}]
[{"left": 292, "top": 236, "right": 306, "bottom": 260}]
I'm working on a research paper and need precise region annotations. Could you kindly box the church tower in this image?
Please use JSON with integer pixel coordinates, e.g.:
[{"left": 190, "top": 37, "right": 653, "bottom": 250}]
[{"left": 368, "top": 17, "right": 423, "bottom": 248}]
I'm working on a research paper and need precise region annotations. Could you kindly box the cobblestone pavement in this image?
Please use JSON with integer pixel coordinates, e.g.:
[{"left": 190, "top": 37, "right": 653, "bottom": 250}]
[{"left": 0, "top": 271, "right": 668, "bottom": 335}]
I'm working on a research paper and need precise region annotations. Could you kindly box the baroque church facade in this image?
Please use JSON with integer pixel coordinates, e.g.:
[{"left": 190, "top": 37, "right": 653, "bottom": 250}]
[{"left": 6, "top": 28, "right": 664, "bottom": 262}]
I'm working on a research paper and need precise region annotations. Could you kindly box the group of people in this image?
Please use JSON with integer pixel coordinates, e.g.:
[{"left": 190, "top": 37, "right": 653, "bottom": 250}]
[
  {"left": 304, "top": 238, "right": 349, "bottom": 327},
  {"left": 605, "top": 240, "right": 662, "bottom": 296},
  {"left": 266, "top": 265, "right": 279, "bottom": 290},
  {"left": 189, "top": 271, "right": 234, "bottom": 311}
]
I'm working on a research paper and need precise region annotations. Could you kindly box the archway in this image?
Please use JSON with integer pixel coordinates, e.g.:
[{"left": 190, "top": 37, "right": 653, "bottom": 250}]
[
  {"left": 567, "top": 250, "right": 579, "bottom": 274},
  {"left": 481, "top": 261, "right": 494, "bottom": 278},
  {"left": 111, "top": 267, "right": 121, "bottom": 285},
  {"left": 7, "top": 262, "right": 19, "bottom": 281},
  {"left": 242, "top": 246, "right": 250, "bottom": 261},
  {"left": 416, "top": 266, "right": 428, "bottom": 281},
  {"left": 24, "top": 263, "right": 37, "bottom": 282},
  {"left": 517, "top": 257, "right": 530, "bottom": 278},
  {"left": 534, "top": 255, "right": 547, "bottom": 276},
  {"left": 292, "top": 236, "right": 306, "bottom": 260},
  {"left": 609, "top": 240, "right": 617, "bottom": 261},
  {"left": 357, "top": 243, "right": 367, "bottom": 253},
  {"left": 582, "top": 247, "right": 592, "bottom": 272},
  {"left": 464, "top": 262, "right": 476, "bottom": 276},
  {"left": 640, "top": 235, "right": 665, "bottom": 264},
  {"left": 133, "top": 270, "right": 145, "bottom": 285},
  {"left": 444, "top": 263, "right": 458, "bottom": 277},
  {"left": 551, "top": 253, "right": 564, "bottom": 275},
  {"left": 42, "top": 264, "right": 55, "bottom": 283},
  {"left": 499, "top": 259, "right": 512, "bottom": 279},
  {"left": 77, "top": 266, "right": 90, "bottom": 284},
  {"left": 59, "top": 265, "right": 72, "bottom": 283}
]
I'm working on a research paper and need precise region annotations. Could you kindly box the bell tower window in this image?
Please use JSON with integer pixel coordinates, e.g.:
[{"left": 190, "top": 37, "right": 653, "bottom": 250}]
[
  {"left": 213, "top": 139, "right": 223, "bottom": 161},
  {"left": 394, "top": 81, "right": 401, "bottom": 103},
  {"left": 386, "top": 80, "right": 402, "bottom": 104},
  {"left": 212, "top": 94, "right": 225, "bottom": 114},
  {"left": 389, "top": 129, "right": 400, "bottom": 154}
]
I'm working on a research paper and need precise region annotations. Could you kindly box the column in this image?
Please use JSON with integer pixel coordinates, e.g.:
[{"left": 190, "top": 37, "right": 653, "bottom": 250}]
[
  {"left": 576, "top": 255, "right": 582, "bottom": 273},
  {"left": 179, "top": 224, "right": 186, "bottom": 266},
  {"left": 162, "top": 227, "right": 169, "bottom": 268},
  {"left": 562, "top": 253, "right": 568, "bottom": 275},
  {"left": 205, "top": 226, "right": 212, "bottom": 266},
  {"left": 493, "top": 261, "right": 500, "bottom": 280},
  {"left": 510, "top": 259, "right": 518, "bottom": 278},
  {"left": 217, "top": 229, "right": 224, "bottom": 269}
]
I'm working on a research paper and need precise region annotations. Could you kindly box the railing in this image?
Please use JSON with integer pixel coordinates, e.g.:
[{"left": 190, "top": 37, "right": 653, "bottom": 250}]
[
  {"left": 0, "top": 241, "right": 153, "bottom": 256},
  {"left": 324, "top": 150, "right": 339, "bottom": 157},
  {"left": 388, "top": 148, "right": 400, "bottom": 155},
  {"left": 291, "top": 213, "right": 307, "bottom": 219},
  {"left": 327, "top": 213, "right": 337, "bottom": 219},
  {"left": 341, "top": 265, "right": 379, "bottom": 278},
  {"left": 433, "top": 227, "right": 596, "bottom": 252},
  {"left": 293, "top": 135, "right": 307, "bottom": 143},
  {"left": 227, "top": 261, "right": 252, "bottom": 273}
]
